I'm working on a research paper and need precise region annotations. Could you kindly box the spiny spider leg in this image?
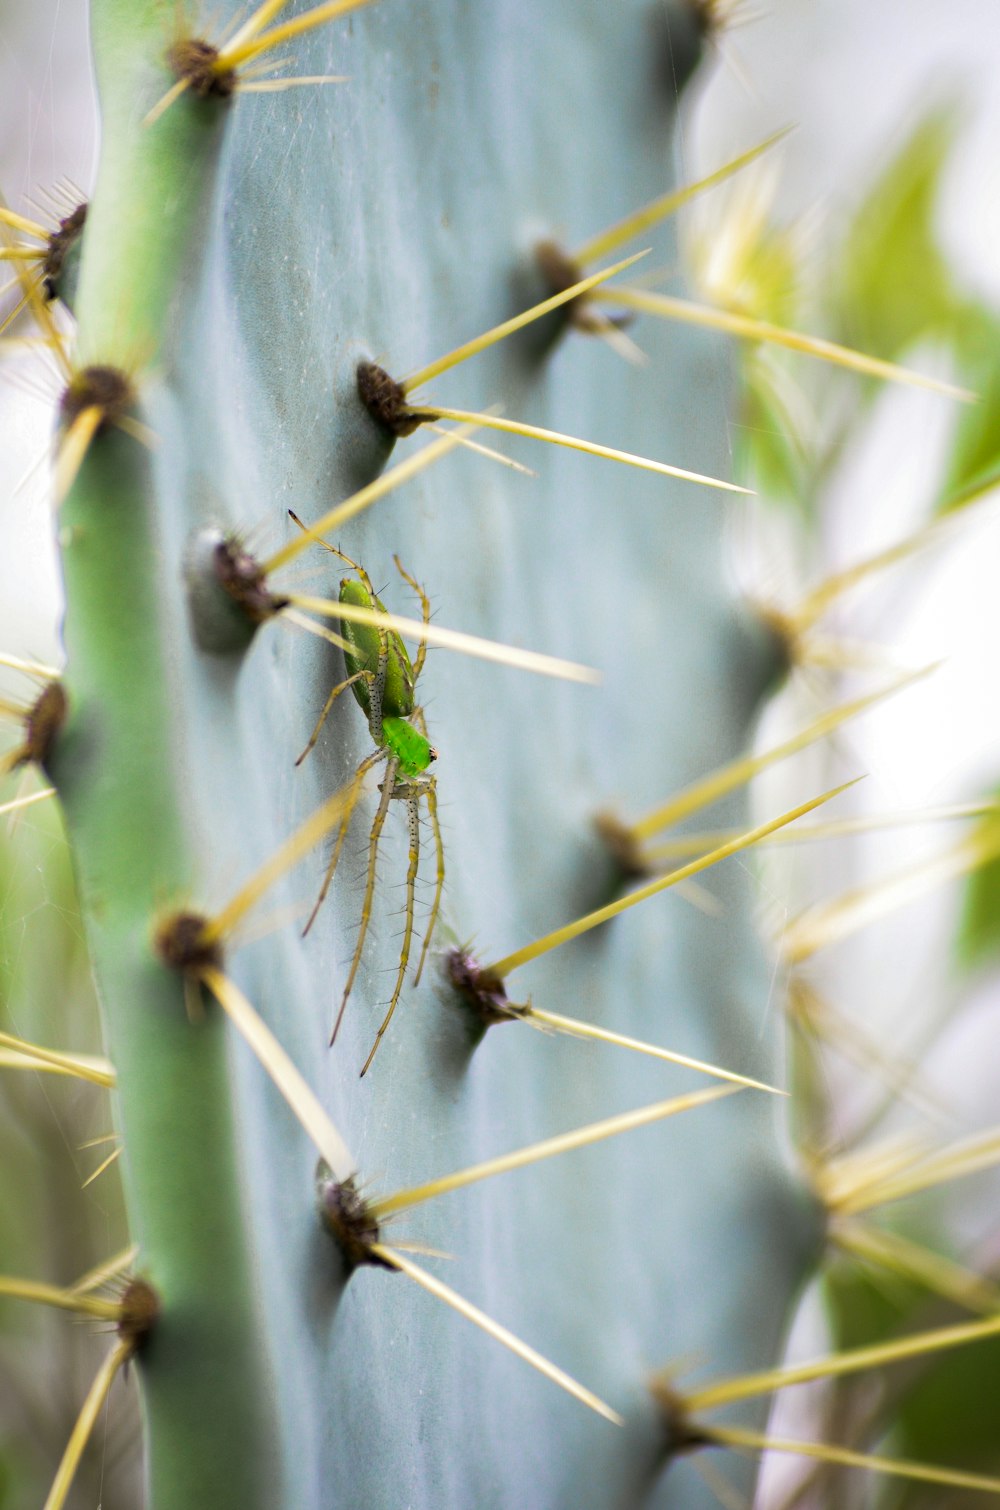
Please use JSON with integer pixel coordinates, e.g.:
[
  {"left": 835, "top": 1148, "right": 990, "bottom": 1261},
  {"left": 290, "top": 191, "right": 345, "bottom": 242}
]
[
  {"left": 296, "top": 668, "right": 374, "bottom": 766},
  {"left": 411, "top": 707, "right": 444, "bottom": 987},
  {"left": 304, "top": 747, "right": 385, "bottom": 941},
  {"left": 334, "top": 753, "right": 399, "bottom": 1046},
  {"left": 360, "top": 787, "right": 421, "bottom": 1076}
]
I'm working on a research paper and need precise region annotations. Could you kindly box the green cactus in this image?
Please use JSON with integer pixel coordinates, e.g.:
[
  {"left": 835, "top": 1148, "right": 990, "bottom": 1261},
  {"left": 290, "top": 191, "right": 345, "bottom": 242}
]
[{"left": 2, "top": 3, "right": 1000, "bottom": 1508}]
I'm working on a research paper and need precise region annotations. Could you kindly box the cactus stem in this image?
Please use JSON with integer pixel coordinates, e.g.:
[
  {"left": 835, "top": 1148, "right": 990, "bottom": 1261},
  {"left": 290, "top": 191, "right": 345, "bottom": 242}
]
[
  {"left": 831, "top": 1218, "right": 1000, "bottom": 1314},
  {"left": 416, "top": 406, "right": 752, "bottom": 494},
  {"left": 397, "top": 249, "right": 649, "bottom": 395},
  {"left": 622, "top": 667, "right": 934, "bottom": 845},
  {"left": 782, "top": 820, "right": 1000, "bottom": 963},
  {"left": 370, "top": 1244, "right": 625, "bottom": 1426},
  {"left": 590, "top": 285, "right": 978, "bottom": 400},
  {"left": 286, "top": 594, "right": 602, "bottom": 684},
  {"left": 683, "top": 1309, "right": 1000, "bottom": 1412},
  {"left": 0, "top": 1028, "right": 114, "bottom": 1085},
  {"left": 570, "top": 127, "right": 794, "bottom": 266},
  {"left": 263, "top": 426, "right": 474, "bottom": 574},
  {"left": 700, "top": 1424, "right": 1000, "bottom": 1497},
  {"left": 484, "top": 781, "right": 859, "bottom": 980},
  {"left": 199, "top": 966, "right": 355, "bottom": 1182},
  {"left": 372, "top": 1085, "right": 739, "bottom": 1221}
]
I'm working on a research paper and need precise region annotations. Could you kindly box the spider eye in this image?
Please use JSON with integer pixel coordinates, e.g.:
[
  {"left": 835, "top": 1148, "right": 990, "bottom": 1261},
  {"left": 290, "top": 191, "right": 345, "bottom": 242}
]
[{"left": 427, "top": 746, "right": 439, "bottom": 763}]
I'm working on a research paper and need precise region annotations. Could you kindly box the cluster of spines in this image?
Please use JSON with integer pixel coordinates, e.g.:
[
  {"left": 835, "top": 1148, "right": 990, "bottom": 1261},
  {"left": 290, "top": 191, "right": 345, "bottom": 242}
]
[{"left": 1, "top": 0, "right": 999, "bottom": 1505}]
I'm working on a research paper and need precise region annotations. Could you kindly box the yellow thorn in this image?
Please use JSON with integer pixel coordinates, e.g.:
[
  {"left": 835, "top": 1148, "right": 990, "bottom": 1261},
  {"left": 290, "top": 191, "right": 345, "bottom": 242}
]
[
  {"left": 782, "top": 820, "right": 1000, "bottom": 963},
  {"left": 643, "top": 800, "right": 1000, "bottom": 861},
  {"left": 400, "top": 249, "right": 649, "bottom": 394},
  {"left": 592, "top": 286, "right": 977, "bottom": 402},
  {"left": 279, "top": 608, "right": 353, "bottom": 654},
  {"left": 812, "top": 1136, "right": 926, "bottom": 1215},
  {"left": 82, "top": 1145, "right": 123, "bottom": 1189},
  {"left": 789, "top": 980, "right": 946, "bottom": 1126},
  {"left": 518, "top": 1005, "right": 783, "bottom": 1095},
  {"left": 485, "top": 779, "right": 860, "bottom": 979},
  {"left": 54, "top": 405, "right": 104, "bottom": 503},
  {"left": 0, "top": 651, "right": 61, "bottom": 678},
  {"left": 70, "top": 1246, "right": 141, "bottom": 1296},
  {"left": 792, "top": 485, "right": 1000, "bottom": 631},
  {"left": 199, "top": 966, "right": 355, "bottom": 1182},
  {"left": 223, "top": 0, "right": 291, "bottom": 56},
  {"left": 0, "top": 206, "right": 48, "bottom": 239},
  {"left": 684, "top": 1309, "right": 1000, "bottom": 1412},
  {"left": 0, "top": 1274, "right": 121, "bottom": 1320},
  {"left": 202, "top": 783, "right": 354, "bottom": 944},
  {"left": 220, "top": 0, "right": 377, "bottom": 71},
  {"left": 43, "top": 1339, "right": 133, "bottom": 1510},
  {"left": 373, "top": 1084, "right": 739, "bottom": 1219},
  {"left": 0, "top": 787, "right": 56, "bottom": 820},
  {"left": 142, "top": 75, "right": 192, "bottom": 129},
  {"left": 704, "top": 1423, "right": 1000, "bottom": 1497},
  {"left": 240, "top": 73, "right": 348, "bottom": 91},
  {"left": 572, "top": 126, "right": 795, "bottom": 265},
  {"left": 262, "top": 423, "right": 477, "bottom": 575},
  {"left": 370, "top": 1244, "right": 624, "bottom": 1426},
  {"left": 630, "top": 666, "right": 933, "bottom": 842},
  {"left": 423, "top": 421, "right": 536, "bottom": 476},
  {"left": 833, "top": 1218, "right": 1000, "bottom": 1315},
  {"left": 841, "top": 1123, "right": 1000, "bottom": 1215},
  {"left": 286, "top": 594, "right": 601, "bottom": 685},
  {"left": 0, "top": 1029, "right": 116, "bottom": 1087},
  {"left": 417, "top": 406, "right": 752, "bottom": 494}
]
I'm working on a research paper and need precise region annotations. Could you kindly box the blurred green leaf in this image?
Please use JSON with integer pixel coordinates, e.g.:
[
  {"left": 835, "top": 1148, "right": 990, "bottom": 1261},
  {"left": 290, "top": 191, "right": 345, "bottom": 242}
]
[
  {"left": 837, "top": 107, "right": 962, "bottom": 361},
  {"left": 939, "top": 308, "right": 1000, "bottom": 510}
]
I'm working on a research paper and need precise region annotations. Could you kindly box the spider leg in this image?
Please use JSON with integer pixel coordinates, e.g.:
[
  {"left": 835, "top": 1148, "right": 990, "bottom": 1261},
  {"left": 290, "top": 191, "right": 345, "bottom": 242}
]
[
  {"left": 393, "top": 554, "right": 431, "bottom": 684},
  {"left": 411, "top": 705, "right": 444, "bottom": 986},
  {"left": 331, "top": 753, "right": 399, "bottom": 1047},
  {"left": 304, "top": 747, "right": 384, "bottom": 941},
  {"left": 360, "top": 789, "right": 420, "bottom": 1077},
  {"left": 295, "top": 668, "right": 375, "bottom": 766},
  {"left": 413, "top": 773, "right": 443, "bottom": 987}
]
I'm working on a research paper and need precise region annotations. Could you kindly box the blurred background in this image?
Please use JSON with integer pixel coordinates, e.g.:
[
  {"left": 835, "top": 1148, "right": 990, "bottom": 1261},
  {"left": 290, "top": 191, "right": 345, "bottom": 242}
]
[{"left": 2, "top": 1, "right": 1000, "bottom": 1505}]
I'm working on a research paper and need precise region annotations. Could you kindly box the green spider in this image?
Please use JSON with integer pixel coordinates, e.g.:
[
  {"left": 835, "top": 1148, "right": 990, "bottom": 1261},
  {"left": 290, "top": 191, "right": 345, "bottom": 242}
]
[{"left": 297, "top": 532, "right": 444, "bottom": 1076}]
